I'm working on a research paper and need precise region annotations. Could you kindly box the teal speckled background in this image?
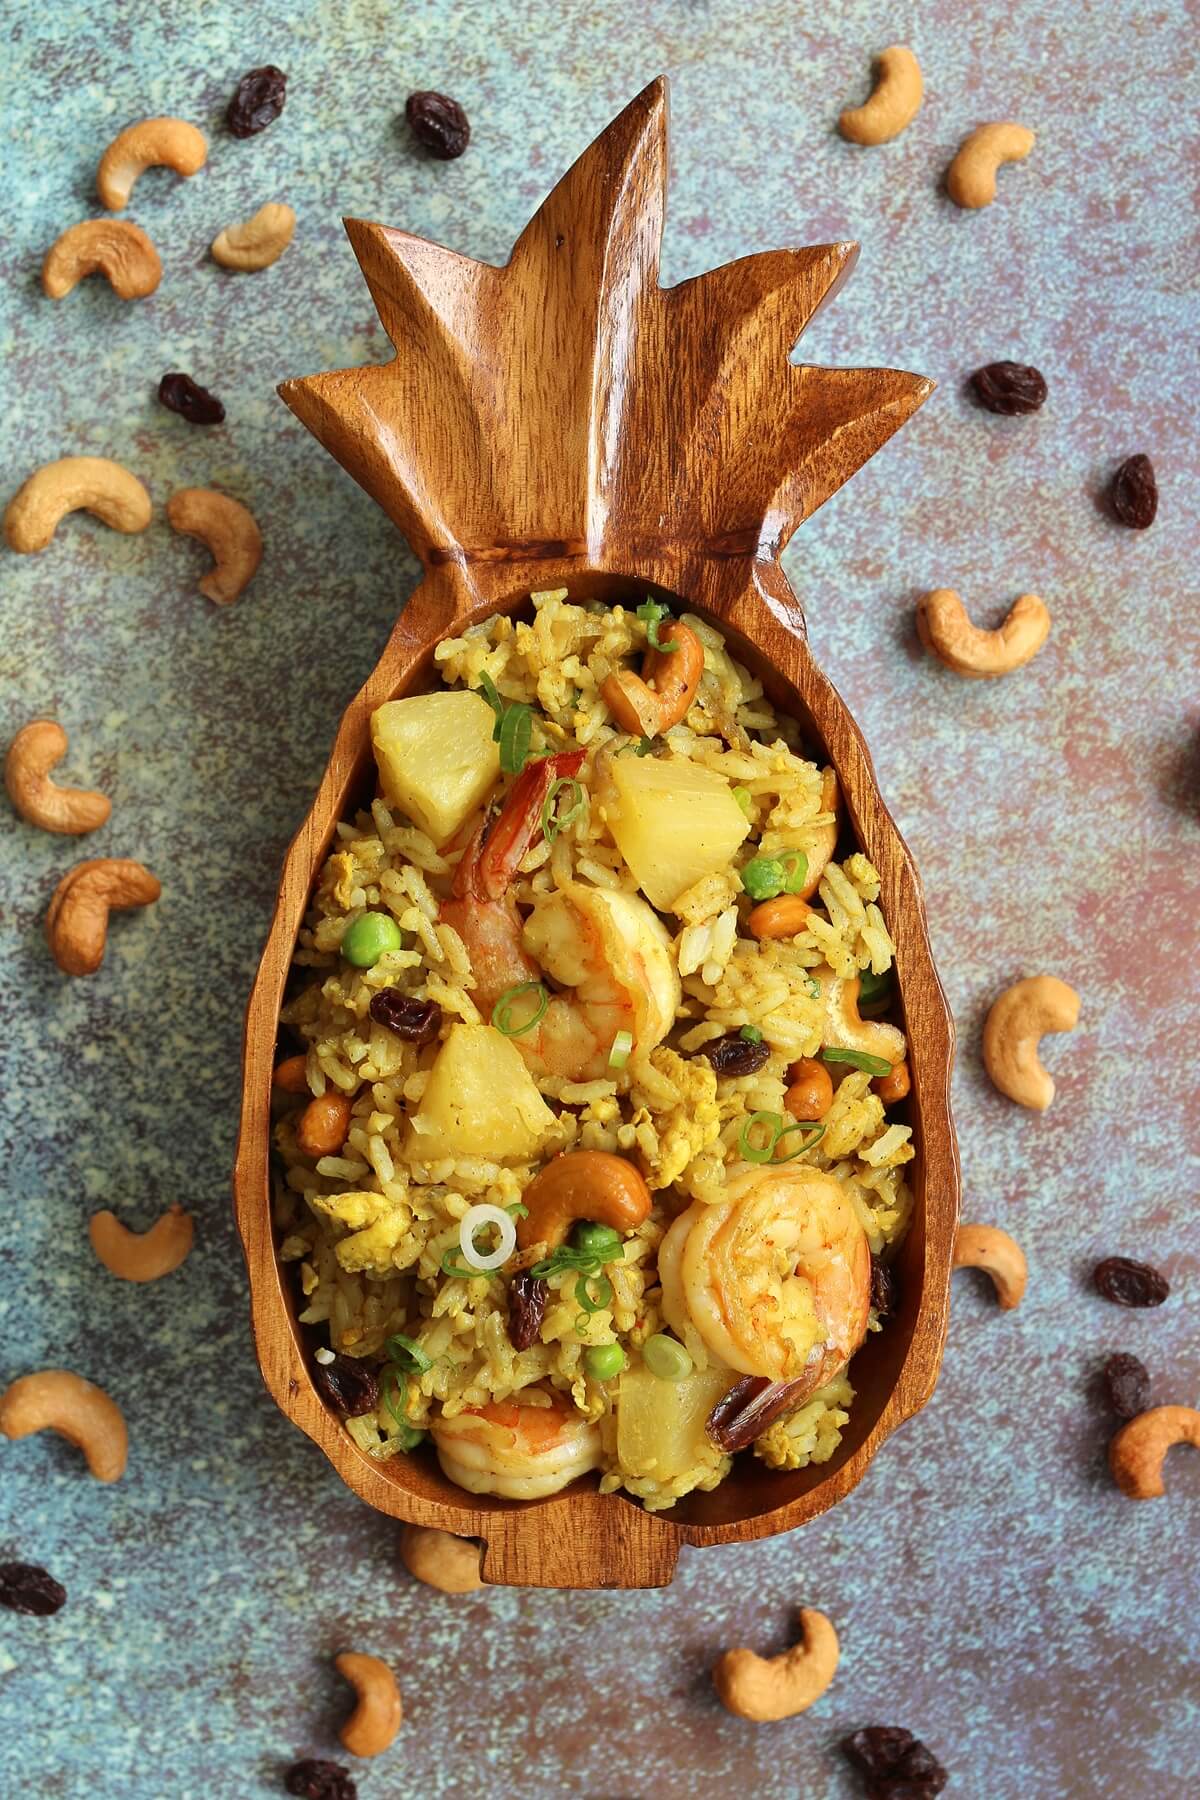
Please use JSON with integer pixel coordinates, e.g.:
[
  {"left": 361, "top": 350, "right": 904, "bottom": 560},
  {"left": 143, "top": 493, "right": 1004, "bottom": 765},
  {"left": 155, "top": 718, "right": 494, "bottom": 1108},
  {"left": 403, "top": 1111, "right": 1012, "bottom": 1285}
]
[{"left": 2, "top": 3, "right": 1198, "bottom": 1796}]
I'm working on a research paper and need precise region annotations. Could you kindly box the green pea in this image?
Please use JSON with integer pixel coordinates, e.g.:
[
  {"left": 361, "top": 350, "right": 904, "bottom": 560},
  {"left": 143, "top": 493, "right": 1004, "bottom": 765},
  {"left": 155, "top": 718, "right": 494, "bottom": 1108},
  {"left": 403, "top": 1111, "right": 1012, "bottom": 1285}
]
[
  {"left": 740, "top": 856, "right": 786, "bottom": 902},
  {"left": 584, "top": 1343, "right": 627, "bottom": 1382},
  {"left": 643, "top": 1333, "right": 694, "bottom": 1382},
  {"left": 572, "top": 1221, "right": 623, "bottom": 1262},
  {"left": 341, "top": 911, "right": 404, "bottom": 968}
]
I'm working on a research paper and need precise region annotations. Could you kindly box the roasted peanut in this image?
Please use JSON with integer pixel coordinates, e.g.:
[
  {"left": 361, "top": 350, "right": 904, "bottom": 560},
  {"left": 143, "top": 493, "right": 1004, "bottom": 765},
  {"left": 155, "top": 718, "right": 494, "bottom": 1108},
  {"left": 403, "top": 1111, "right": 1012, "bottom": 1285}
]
[
  {"left": 713, "top": 1608, "right": 839, "bottom": 1721},
  {"left": 5, "top": 456, "right": 152, "bottom": 553},
  {"left": 211, "top": 201, "right": 296, "bottom": 271},
  {"left": 166, "top": 487, "right": 263, "bottom": 604},
  {"left": 296, "top": 1092, "right": 354, "bottom": 1158},
  {"left": 515, "top": 1150, "right": 652, "bottom": 1253},
  {"left": 953, "top": 1223, "right": 1027, "bottom": 1310},
  {"left": 601, "top": 621, "right": 704, "bottom": 737},
  {"left": 42, "top": 220, "right": 162, "bottom": 299},
  {"left": 0, "top": 1370, "right": 128, "bottom": 1481},
  {"left": 335, "top": 1651, "right": 403, "bottom": 1757},
  {"left": 839, "top": 46, "right": 923, "bottom": 145},
  {"left": 96, "top": 117, "right": 208, "bottom": 210},
  {"left": 1109, "top": 1406, "right": 1200, "bottom": 1500},
  {"left": 398, "top": 1524, "right": 484, "bottom": 1593},
  {"left": 89, "top": 1206, "right": 194, "bottom": 1282},
  {"left": 983, "top": 975, "right": 1079, "bottom": 1110},
  {"left": 45, "top": 858, "right": 161, "bottom": 976},
  {"left": 917, "top": 589, "right": 1051, "bottom": 678},
  {"left": 273, "top": 1054, "right": 311, "bottom": 1094},
  {"left": 873, "top": 1058, "right": 910, "bottom": 1104},
  {"left": 947, "top": 122, "right": 1036, "bottom": 209},
  {"left": 5, "top": 720, "right": 111, "bottom": 835},
  {"left": 783, "top": 1057, "right": 834, "bottom": 1121}
]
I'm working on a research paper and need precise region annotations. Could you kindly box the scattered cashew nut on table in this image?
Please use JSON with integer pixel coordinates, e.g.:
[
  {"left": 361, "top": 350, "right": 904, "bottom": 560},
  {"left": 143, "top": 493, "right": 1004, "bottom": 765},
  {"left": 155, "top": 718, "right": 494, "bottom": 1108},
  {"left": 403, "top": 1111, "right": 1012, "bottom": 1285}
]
[
  {"left": 515, "top": 1150, "right": 652, "bottom": 1253},
  {"left": 166, "top": 488, "right": 263, "bottom": 604},
  {"left": 0, "top": 1370, "right": 128, "bottom": 1481},
  {"left": 1109, "top": 1406, "right": 1200, "bottom": 1500},
  {"left": 5, "top": 720, "right": 111, "bottom": 835},
  {"left": 917, "top": 589, "right": 1051, "bottom": 678},
  {"left": 96, "top": 116, "right": 208, "bottom": 210},
  {"left": 947, "top": 122, "right": 1036, "bottom": 209},
  {"left": 983, "top": 975, "right": 1080, "bottom": 1110},
  {"left": 839, "top": 45, "right": 923, "bottom": 144},
  {"left": 45, "top": 857, "right": 162, "bottom": 976},
  {"left": 89, "top": 1206, "right": 195, "bottom": 1282},
  {"left": 399, "top": 1524, "right": 484, "bottom": 1594},
  {"left": 953, "top": 1224, "right": 1027, "bottom": 1310},
  {"left": 42, "top": 220, "right": 163, "bottom": 300},
  {"left": 712, "top": 1608, "right": 840, "bottom": 1721},
  {"left": 5, "top": 456, "right": 152, "bottom": 553},
  {"left": 335, "top": 1651, "right": 403, "bottom": 1757},
  {"left": 211, "top": 201, "right": 296, "bottom": 271}
]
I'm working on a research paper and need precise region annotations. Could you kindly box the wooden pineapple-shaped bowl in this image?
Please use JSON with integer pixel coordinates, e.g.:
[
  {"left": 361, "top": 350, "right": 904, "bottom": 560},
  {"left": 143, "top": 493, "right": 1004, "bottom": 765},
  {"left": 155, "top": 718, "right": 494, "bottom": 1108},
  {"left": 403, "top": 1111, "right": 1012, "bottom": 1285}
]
[{"left": 233, "top": 79, "right": 960, "bottom": 1589}]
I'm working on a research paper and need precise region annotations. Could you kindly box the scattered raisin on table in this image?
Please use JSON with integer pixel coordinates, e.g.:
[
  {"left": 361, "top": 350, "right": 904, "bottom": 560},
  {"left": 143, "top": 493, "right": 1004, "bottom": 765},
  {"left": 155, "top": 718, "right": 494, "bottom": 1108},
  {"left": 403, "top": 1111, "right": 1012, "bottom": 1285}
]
[
  {"left": 508, "top": 1271, "right": 549, "bottom": 1351},
  {"left": 228, "top": 65, "right": 288, "bottom": 138},
  {"left": 1103, "top": 1352, "right": 1151, "bottom": 1419},
  {"left": 405, "top": 90, "right": 471, "bottom": 159},
  {"left": 970, "top": 360, "right": 1048, "bottom": 414},
  {"left": 870, "top": 1255, "right": 897, "bottom": 1320},
  {"left": 1109, "top": 453, "right": 1158, "bottom": 528},
  {"left": 701, "top": 1033, "right": 771, "bottom": 1078},
  {"left": 0, "top": 1561, "right": 67, "bottom": 1616},
  {"left": 368, "top": 990, "right": 442, "bottom": 1043},
  {"left": 158, "top": 373, "right": 225, "bottom": 426},
  {"left": 842, "top": 1725, "right": 948, "bottom": 1796},
  {"left": 312, "top": 1353, "right": 380, "bottom": 1418},
  {"left": 283, "top": 1760, "right": 356, "bottom": 1800},
  {"left": 1093, "top": 1256, "right": 1169, "bottom": 1308}
]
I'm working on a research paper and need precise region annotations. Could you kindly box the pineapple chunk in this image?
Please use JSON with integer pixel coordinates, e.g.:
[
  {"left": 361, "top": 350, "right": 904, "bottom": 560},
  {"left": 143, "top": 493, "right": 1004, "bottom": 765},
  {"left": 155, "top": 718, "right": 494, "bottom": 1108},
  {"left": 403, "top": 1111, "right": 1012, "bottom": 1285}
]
[
  {"left": 617, "top": 1361, "right": 736, "bottom": 1480},
  {"left": 371, "top": 690, "right": 500, "bottom": 844},
  {"left": 607, "top": 754, "right": 751, "bottom": 912},
  {"left": 409, "top": 1024, "right": 556, "bottom": 1161}
]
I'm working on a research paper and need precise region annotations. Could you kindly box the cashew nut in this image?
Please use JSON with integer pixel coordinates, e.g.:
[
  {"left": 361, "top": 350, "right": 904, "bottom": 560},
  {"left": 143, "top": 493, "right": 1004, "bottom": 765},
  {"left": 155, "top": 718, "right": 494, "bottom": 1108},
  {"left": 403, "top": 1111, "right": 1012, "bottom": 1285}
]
[
  {"left": 839, "top": 46, "right": 923, "bottom": 145},
  {"left": 515, "top": 1150, "right": 652, "bottom": 1253},
  {"left": 42, "top": 220, "right": 162, "bottom": 300},
  {"left": 335, "top": 1651, "right": 403, "bottom": 1757},
  {"left": 983, "top": 975, "right": 1079, "bottom": 1110},
  {"left": 5, "top": 720, "right": 111, "bottom": 835},
  {"left": 45, "top": 857, "right": 161, "bottom": 976},
  {"left": 917, "top": 589, "right": 1050, "bottom": 678},
  {"left": 712, "top": 1608, "right": 839, "bottom": 1721},
  {"left": 947, "top": 122, "right": 1036, "bottom": 209},
  {"left": 953, "top": 1223, "right": 1027, "bottom": 1309},
  {"left": 96, "top": 117, "right": 208, "bottom": 210},
  {"left": 820, "top": 967, "right": 906, "bottom": 1067},
  {"left": 89, "top": 1206, "right": 194, "bottom": 1282},
  {"left": 166, "top": 488, "right": 263, "bottom": 604},
  {"left": 399, "top": 1524, "right": 484, "bottom": 1593},
  {"left": 0, "top": 1370, "right": 127, "bottom": 1481},
  {"left": 1109, "top": 1406, "right": 1200, "bottom": 1500},
  {"left": 5, "top": 457, "right": 152, "bottom": 553},
  {"left": 296, "top": 1092, "right": 354, "bottom": 1158},
  {"left": 601, "top": 622, "right": 705, "bottom": 737},
  {"left": 211, "top": 202, "right": 296, "bottom": 271}
]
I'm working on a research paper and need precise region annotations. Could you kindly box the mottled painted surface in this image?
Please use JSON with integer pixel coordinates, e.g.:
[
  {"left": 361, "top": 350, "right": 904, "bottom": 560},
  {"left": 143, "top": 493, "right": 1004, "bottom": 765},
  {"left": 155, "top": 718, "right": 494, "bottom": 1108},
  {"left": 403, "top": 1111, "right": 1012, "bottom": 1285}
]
[{"left": 1, "top": 1, "right": 1197, "bottom": 1795}]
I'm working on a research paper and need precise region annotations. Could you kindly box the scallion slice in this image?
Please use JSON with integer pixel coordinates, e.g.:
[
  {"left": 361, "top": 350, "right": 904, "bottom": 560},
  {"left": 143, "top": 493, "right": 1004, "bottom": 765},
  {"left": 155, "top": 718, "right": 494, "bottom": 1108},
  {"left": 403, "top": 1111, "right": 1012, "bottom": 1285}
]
[
  {"left": 821, "top": 1047, "right": 893, "bottom": 1077},
  {"left": 383, "top": 1333, "right": 432, "bottom": 1374},
  {"left": 739, "top": 1110, "right": 784, "bottom": 1164},
  {"left": 779, "top": 849, "right": 809, "bottom": 894},
  {"left": 774, "top": 1121, "right": 826, "bottom": 1161},
  {"left": 541, "top": 775, "right": 585, "bottom": 843},
  {"left": 440, "top": 1250, "right": 484, "bottom": 1281},
  {"left": 732, "top": 785, "right": 752, "bottom": 813},
  {"left": 608, "top": 1029, "right": 634, "bottom": 1069},
  {"left": 575, "top": 1273, "right": 614, "bottom": 1314},
  {"left": 476, "top": 670, "right": 504, "bottom": 721},
  {"left": 492, "top": 980, "right": 549, "bottom": 1037},
  {"left": 497, "top": 703, "right": 533, "bottom": 774},
  {"left": 739, "top": 1025, "right": 763, "bottom": 1044},
  {"left": 805, "top": 975, "right": 822, "bottom": 998},
  {"left": 636, "top": 597, "right": 679, "bottom": 653}
]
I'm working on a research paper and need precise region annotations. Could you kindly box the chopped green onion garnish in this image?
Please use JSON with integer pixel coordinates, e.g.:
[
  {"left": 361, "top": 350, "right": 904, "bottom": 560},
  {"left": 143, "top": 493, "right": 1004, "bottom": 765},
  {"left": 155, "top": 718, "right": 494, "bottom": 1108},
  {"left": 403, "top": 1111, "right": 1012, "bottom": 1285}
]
[
  {"left": 739, "top": 1025, "right": 763, "bottom": 1044},
  {"left": 739, "top": 1110, "right": 784, "bottom": 1164},
  {"left": 530, "top": 1245, "right": 606, "bottom": 1279},
  {"left": 608, "top": 1029, "right": 634, "bottom": 1069},
  {"left": 774, "top": 1121, "right": 826, "bottom": 1161},
  {"left": 636, "top": 598, "right": 679, "bottom": 653},
  {"left": 440, "top": 1250, "right": 485, "bottom": 1280},
  {"left": 492, "top": 980, "right": 549, "bottom": 1037},
  {"left": 476, "top": 671, "right": 504, "bottom": 721},
  {"left": 636, "top": 736, "right": 654, "bottom": 756},
  {"left": 779, "top": 849, "right": 809, "bottom": 894},
  {"left": 821, "top": 1047, "right": 893, "bottom": 1077},
  {"left": 383, "top": 1333, "right": 432, "bottom": 1374},
  {"left": 740, "top": 855, "right": 786, "bottom": 901},
  {"left": 393, "top": 1422, "right": 426, "bottom": 1451},
  {"left": 497, "top": 702, "right": 533, "bottom": 774},
  {"left": 575, "top": 1273, "right": 614, "bottom": 1314},
  {"left": 643, "top": 1333, "right": 693, "bottom": 1381},
  {"left": 541, "top": 776, "right": 585, "bottom": 843},
  {"left": 805, "top": 975, "right": 822, "bottom": 998},
  {"left": 506, "top": 1201, "right": 529, "bottom": 1218},
  {"left": 857, "top": 967, "right": 893, "bottom": 1005},
  {"left": 732, "top": 785, "right": 752, "bottom": 813},
  {"left": 381, "top": 1366, "right": 408, "bottom": 1428}
]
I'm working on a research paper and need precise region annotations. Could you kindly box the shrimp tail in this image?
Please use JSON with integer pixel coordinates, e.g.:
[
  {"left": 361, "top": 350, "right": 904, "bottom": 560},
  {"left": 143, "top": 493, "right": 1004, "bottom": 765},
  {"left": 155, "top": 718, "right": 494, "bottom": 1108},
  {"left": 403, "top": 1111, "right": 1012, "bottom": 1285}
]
[{"left": 453, "top": 749, "right": 585, "bottom": 901}]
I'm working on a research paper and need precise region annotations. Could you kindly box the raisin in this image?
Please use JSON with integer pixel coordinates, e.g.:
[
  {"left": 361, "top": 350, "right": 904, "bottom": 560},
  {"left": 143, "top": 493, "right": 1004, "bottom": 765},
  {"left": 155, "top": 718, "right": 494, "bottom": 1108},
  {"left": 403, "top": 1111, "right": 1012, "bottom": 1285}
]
[
  {"left": 228, "top": 65, "right": 288, "bottom": 138},
  {"left": 368, "top": 990, "right": 442, "bottom": 1043},
  {"left": 0, "top": 1561, "right": 67, "bottom": 1616},
  {"left": 701, "top": 1033, "right": 771, "bottom": 1078},
  {"left": 312, "top": 1353, "right": 380, "bottom": 1418},
  {"left": 842, "top": 1727, "right": 947, "bottom": 1796},
  {"left": 508, "top": 1270, "right": 549, "bottom": 1352},
  {"left": 284, "top": 1760, "right": 356, "bottom": 1800},
  {"left": 1102, "top": 1353, "right": 1151, "bottom": 1419},
  {"left": 870, "top": 1255, "right": 897, "bottom": 1320},
  {"left": 1110, "top": 453, "right": 1157, "bottom": 529},
  {"left": 405, "top": 91, "right": 471, "bottom": 159},
  {"left": 970, "top": 360, "right": 1047, "bottom": 415},
  {"left": 158, "top": 373, "right": 225, "bottom": 426},
  {"left": 1093, "top": 1256, "right": 1169, "bottom": 1308},
  {"left": 843, "top": 1727, "right": 917, "bottom": 1778}
]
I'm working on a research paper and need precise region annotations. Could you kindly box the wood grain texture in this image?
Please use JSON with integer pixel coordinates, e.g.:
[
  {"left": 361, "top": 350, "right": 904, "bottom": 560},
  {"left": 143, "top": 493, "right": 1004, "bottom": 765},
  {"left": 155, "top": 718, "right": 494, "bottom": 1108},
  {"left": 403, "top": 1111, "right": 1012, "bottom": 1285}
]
[{"left": 233, "top": 77, "right": 959, "bottom": 1589}]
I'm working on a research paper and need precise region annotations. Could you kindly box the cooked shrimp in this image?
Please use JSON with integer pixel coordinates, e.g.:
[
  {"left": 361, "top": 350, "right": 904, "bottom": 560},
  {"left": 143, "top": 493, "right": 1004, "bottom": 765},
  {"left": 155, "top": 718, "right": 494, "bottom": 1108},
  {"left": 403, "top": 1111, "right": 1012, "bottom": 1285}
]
[
  {"left": 658, "top": 1165, "right": 871, "bottom": 1394},
  {"left": 430, "top": 1393, "right": 602, "bottom": 1498},
  {"left": 442, "top": 753, "right": 680, "bottom": 1080}
]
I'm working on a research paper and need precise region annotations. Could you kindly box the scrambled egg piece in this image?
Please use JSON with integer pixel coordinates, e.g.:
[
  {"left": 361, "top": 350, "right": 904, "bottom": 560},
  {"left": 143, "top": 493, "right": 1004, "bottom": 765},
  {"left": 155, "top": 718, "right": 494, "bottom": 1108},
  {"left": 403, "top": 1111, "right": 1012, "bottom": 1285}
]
[
  {"left": 638, "top": 1047, "right": 721, "bottom": 1189},
  {"left": 309, "top": 1188, "right": 412, "bottom": 1276}
]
